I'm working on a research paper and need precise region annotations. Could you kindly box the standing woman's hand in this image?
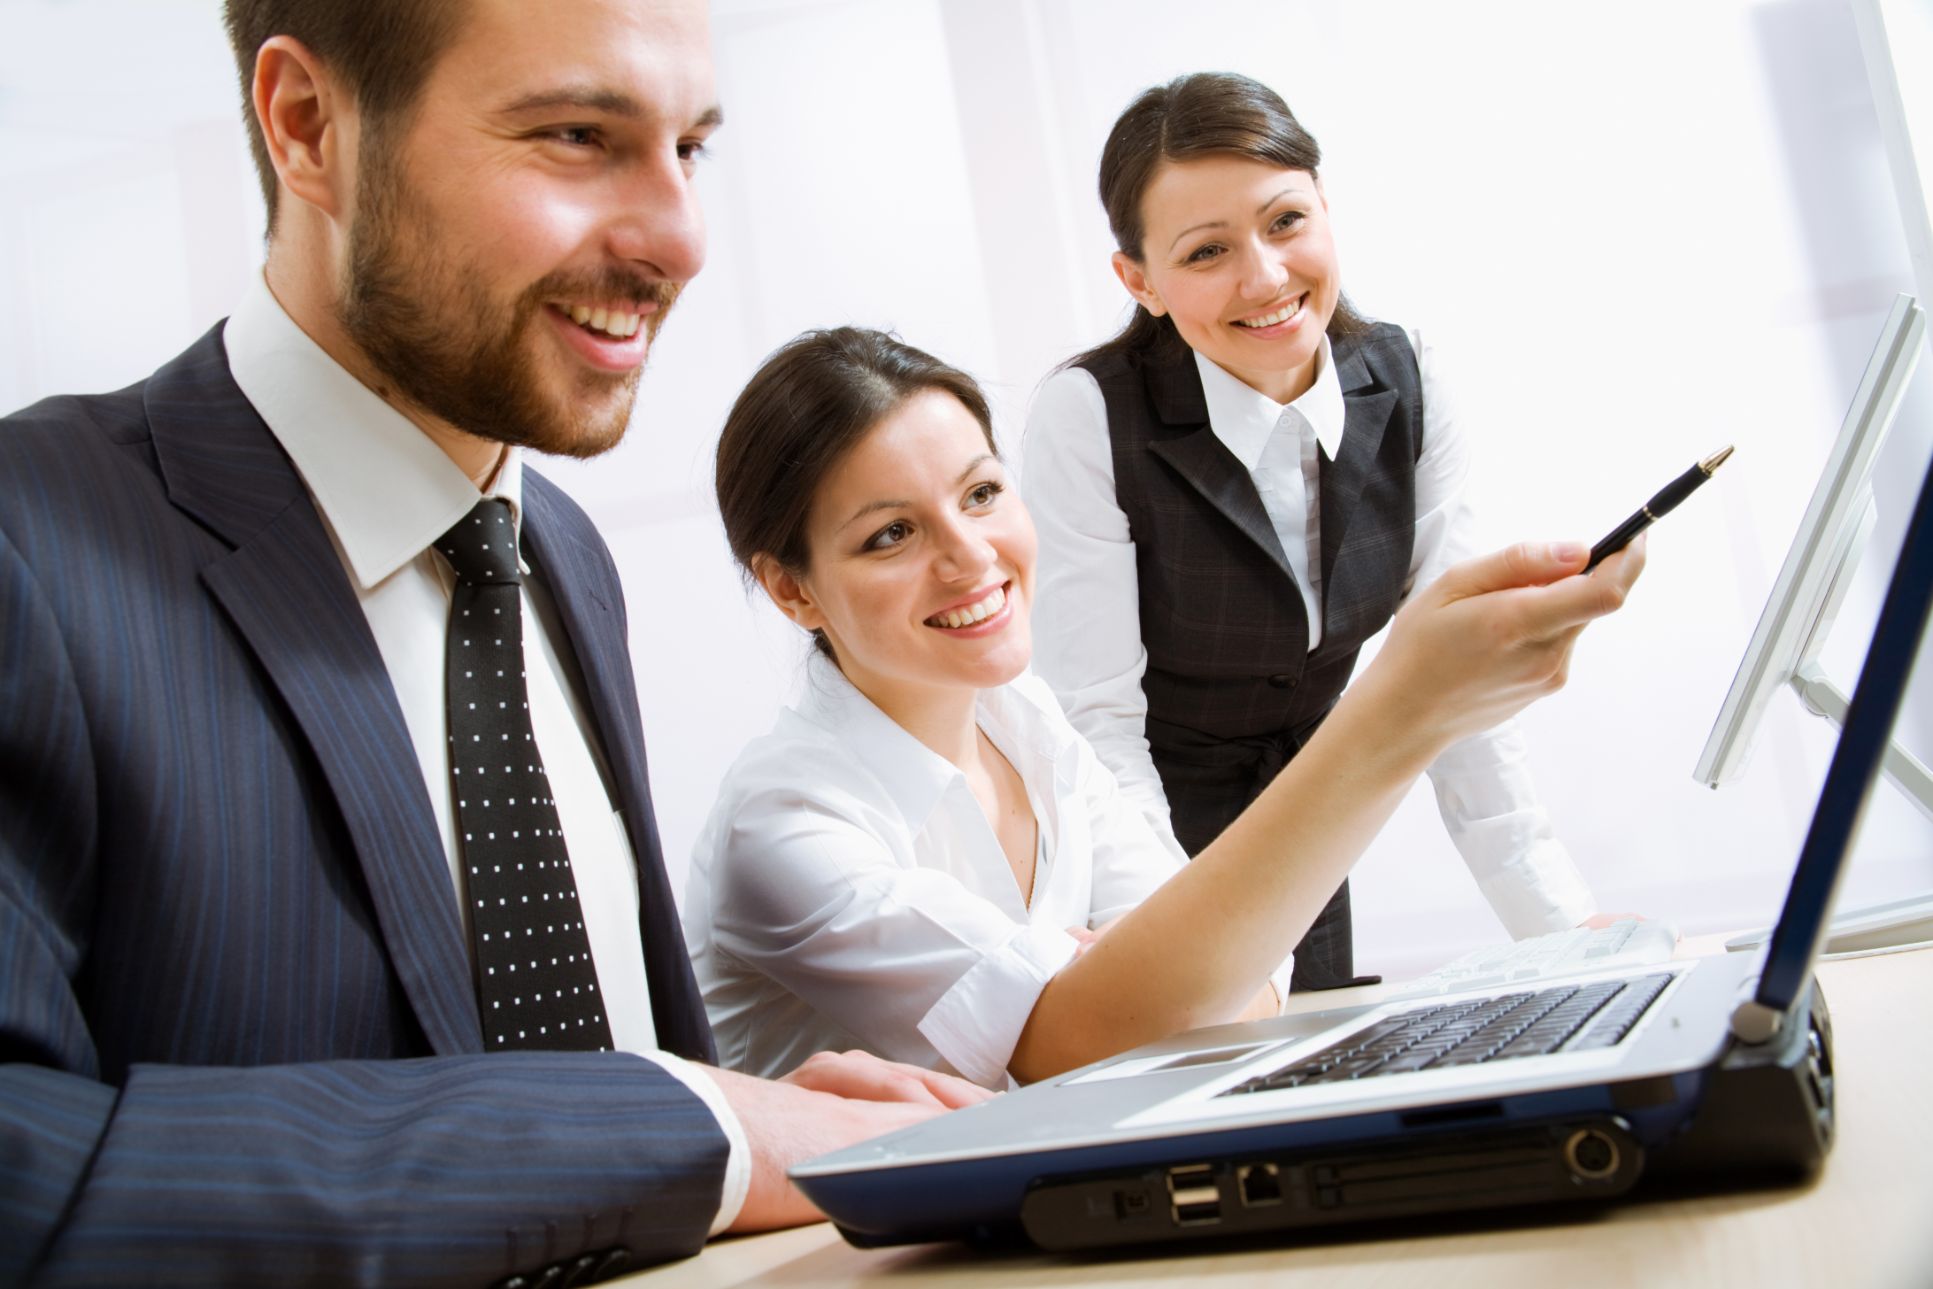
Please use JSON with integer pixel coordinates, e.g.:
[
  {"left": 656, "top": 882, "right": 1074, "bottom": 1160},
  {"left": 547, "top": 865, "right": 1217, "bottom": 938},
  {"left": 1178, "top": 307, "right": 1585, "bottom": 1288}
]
[{"left": 1350, "top": 536, "right": 1647, "bottom": 768}]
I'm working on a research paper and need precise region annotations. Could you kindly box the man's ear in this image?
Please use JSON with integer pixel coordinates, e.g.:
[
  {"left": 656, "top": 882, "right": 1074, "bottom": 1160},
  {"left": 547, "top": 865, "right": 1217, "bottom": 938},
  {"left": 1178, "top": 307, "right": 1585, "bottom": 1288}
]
[
  {"left": 751, "top": 554, "right": 826, "bottom": 632},
  {"left": 1110, "top": 251, "right": 1165, "bottom": 317},
  {"left": 253, "top": 34, "right": 353, "bottom": 222}
]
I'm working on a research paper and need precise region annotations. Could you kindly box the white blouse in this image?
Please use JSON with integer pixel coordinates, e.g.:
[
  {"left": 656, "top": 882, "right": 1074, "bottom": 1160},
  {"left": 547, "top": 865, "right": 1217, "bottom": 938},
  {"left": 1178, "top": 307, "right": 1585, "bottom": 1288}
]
[
  {"left": 1020, "top": 332, "right": 1597, "bottom": 938},
  {"left": 683, "top": 656, "right": 1293, "bottom": 1088}
]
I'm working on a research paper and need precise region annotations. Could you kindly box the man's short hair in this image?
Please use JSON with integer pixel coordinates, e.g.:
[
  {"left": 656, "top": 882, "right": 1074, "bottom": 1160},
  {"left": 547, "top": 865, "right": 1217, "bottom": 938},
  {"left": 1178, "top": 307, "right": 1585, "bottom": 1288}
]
[{"left": 223, "top": 0, "right": 464, "bottom": 231}]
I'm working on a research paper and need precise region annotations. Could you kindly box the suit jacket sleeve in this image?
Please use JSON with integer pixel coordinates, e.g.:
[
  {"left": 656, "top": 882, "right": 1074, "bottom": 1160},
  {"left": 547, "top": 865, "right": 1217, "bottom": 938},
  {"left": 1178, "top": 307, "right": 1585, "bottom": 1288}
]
[{"left": 0, "top": 505, "right": 728, "bottom": 1287}]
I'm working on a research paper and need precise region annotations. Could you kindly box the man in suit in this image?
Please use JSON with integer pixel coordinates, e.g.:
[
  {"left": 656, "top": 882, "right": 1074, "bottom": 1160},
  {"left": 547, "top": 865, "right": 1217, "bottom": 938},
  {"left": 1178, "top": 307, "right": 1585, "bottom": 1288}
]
[{"left": 0, "top": 1, "right": 984, "bottom": 1284}]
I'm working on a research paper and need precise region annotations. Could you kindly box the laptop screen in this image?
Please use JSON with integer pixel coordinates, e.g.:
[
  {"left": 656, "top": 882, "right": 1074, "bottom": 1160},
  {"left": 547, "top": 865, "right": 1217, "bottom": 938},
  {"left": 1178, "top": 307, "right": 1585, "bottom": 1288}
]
[{"left": 1753, "top": 446, "right": 1933, "bottom": 1021}]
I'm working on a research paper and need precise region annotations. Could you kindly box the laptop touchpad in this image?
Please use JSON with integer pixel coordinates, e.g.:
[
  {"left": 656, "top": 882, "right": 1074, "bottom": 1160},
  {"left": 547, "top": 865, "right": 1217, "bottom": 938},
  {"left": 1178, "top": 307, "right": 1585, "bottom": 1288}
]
[{"left": 1066, "top": 1041, "right": 1279, "bottom": 1084}]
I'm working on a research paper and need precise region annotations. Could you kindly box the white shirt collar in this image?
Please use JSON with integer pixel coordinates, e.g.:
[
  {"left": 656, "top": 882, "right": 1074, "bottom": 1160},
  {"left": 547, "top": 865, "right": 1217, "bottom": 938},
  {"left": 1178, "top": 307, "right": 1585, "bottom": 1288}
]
[
  {"left": 1194, "top": 335, "right": 1348, "bottom": 469},
  {"left": 224, "top": 272, "right": 523, "bottom": 590},
  {"left": 790, "top": 653, "right": 1071, "bottom": 834}
]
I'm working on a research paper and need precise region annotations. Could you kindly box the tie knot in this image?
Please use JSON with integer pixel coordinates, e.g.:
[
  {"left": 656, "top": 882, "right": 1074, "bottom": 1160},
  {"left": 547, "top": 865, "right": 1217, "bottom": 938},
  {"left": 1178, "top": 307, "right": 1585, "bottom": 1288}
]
[{"left": 436, "top": 499, "right": 522, "bottom": 586}]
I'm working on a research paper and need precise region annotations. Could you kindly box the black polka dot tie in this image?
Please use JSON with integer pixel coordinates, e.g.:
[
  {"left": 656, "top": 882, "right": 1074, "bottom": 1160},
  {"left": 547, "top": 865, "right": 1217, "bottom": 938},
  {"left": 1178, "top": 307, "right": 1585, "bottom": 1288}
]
[{"left": 438, "top": 498, "right": 612, "bottom": 1052}]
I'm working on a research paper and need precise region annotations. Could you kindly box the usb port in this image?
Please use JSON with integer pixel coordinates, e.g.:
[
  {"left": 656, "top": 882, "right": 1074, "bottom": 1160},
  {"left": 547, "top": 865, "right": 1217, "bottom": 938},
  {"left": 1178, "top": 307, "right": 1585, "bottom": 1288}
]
[
  {"left": 1166, "top": 1164, "right": 1222, "bottom": 1226},
  {"left": 1237, "top": 1162, "right": 1283, "bottom": 1207}
]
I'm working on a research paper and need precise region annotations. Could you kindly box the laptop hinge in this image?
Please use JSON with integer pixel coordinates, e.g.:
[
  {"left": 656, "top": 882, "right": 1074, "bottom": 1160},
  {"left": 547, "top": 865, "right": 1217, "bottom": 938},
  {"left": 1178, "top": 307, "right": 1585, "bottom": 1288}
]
[{"left": 1730, "top": 999, "right": 1786, "bottom": 1045}]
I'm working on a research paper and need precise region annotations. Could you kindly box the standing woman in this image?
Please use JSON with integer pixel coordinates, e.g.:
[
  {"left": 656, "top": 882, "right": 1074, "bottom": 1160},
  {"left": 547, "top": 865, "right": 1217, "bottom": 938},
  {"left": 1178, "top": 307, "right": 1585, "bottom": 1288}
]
[{"left": 1023, "top": 73, "right": 1613, "bottom": 990}]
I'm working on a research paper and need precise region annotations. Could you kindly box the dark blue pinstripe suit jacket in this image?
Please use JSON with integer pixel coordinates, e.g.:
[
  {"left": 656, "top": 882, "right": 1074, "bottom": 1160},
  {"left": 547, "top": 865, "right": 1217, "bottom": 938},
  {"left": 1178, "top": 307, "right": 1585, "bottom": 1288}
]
[{"left": 0, "top": 326, "right": 728, "bottom": 1286}]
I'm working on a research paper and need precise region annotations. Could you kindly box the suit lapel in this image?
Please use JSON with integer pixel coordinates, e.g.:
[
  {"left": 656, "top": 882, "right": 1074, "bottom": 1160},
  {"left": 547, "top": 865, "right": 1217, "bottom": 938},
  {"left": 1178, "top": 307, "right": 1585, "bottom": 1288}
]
[
  {"left": 1144, "top": 355, "right": 1296, "bottom": 580},
  {"left": 147, "top": 325, "right": 484, "bottom": 1056},
  {"left": 1317, "top": 342, "right": 1399, "bottom": 595},
  {"left": 520, "top": 475, "right": 716, "bottom": 1062}
]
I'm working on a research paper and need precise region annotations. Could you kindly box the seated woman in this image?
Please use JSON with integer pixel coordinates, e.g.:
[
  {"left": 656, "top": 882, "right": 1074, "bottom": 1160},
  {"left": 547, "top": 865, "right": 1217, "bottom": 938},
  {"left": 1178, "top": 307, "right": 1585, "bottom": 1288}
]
[{"left": 684, "top": 328, "right": 1642, "bottom": 1089}]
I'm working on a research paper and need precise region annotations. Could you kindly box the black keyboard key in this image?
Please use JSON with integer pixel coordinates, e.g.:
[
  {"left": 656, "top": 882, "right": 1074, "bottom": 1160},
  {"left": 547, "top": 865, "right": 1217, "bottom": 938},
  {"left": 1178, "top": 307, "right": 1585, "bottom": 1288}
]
[
  {"left": 1564, "top": 973, "right": 1675, "bottom": 1049},
  {"left": 1332, "top": 1055, "right": 1388, "bottom": 1079},
  {"left": 1378, "top": 1050, "right": 1439, "bottom": 1074},
  {"left": 1303, "top": 1059, "right": 1378, "bottom": 1085}
]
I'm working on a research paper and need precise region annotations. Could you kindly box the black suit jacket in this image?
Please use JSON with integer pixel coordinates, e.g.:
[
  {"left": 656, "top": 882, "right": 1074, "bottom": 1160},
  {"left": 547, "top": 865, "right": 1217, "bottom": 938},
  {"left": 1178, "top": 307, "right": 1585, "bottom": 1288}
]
[{"left": 0, "top": 326, "right": 726, "bottom": 1286}]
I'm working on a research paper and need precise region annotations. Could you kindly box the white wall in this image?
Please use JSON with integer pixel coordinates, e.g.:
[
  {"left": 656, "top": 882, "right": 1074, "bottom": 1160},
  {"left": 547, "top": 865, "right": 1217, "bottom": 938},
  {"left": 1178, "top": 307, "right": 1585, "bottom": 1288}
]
[{"left": 3, "top": 0, "right": 1929, "bottom": 978}]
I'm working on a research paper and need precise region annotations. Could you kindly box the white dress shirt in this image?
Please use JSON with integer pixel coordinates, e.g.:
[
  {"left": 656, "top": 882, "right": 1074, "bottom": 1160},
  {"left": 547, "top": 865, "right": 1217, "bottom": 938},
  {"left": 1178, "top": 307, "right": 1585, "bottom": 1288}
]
[
  {"left": 684, "top": 654, "right": 1297, "bottom": 1089},
  {"left": 223, "top": 275, "right": 746, "bottom": 1231},
  {"left": 1021, "top": 331, "right": 1595, "bottom": 938}
]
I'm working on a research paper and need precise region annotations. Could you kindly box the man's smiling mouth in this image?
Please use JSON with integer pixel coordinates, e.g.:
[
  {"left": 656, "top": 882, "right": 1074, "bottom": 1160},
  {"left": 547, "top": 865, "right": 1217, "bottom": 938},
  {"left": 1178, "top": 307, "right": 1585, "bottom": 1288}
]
[{"left": 557, "top": 303, "right": 644, "bottom": 339}]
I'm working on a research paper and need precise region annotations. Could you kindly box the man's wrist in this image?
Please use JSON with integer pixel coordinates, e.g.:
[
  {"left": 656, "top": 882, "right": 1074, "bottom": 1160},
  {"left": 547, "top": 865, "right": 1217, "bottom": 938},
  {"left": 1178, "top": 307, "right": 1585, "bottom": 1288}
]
[{"left": 639, "top": 1053, "right": 750, "bottom": 1235}]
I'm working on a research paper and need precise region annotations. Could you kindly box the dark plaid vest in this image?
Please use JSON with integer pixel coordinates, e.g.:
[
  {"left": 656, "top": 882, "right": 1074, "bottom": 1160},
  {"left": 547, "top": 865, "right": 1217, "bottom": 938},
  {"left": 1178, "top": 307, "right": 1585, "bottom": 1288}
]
[{"left": 1079, "top": 323, "right": 1424, "bottom": 987}]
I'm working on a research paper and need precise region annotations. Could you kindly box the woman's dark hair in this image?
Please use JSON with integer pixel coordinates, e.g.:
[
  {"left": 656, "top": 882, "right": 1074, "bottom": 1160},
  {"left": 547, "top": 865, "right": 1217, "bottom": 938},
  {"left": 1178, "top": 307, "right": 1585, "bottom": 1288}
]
[
  {"left": 715, "top": 327, "right": 997, "bottom": 657},
  {"left": 1074, "top": 71, "right": 1369, "bottom": 371}
]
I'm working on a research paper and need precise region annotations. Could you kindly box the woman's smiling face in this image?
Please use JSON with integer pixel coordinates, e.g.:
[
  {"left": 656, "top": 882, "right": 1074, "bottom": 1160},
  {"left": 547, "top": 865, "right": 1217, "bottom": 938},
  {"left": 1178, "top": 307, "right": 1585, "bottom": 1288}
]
[
  {"left": 1114, "top": 155, "right": 1340, "bottom": 404},
  {"left": 761, "top": 388, "right": 1037, "bottom": 714}
]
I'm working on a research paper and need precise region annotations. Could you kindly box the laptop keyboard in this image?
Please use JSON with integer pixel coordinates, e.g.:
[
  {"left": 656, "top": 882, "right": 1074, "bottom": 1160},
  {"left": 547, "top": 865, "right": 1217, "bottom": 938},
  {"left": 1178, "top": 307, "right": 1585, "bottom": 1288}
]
[
  {"left": 1220, "top": 972, "right": 1675, "bottom": 1097},
  {"left": 1386, "top": 919, "right": 1678, "bottom": 1000}
]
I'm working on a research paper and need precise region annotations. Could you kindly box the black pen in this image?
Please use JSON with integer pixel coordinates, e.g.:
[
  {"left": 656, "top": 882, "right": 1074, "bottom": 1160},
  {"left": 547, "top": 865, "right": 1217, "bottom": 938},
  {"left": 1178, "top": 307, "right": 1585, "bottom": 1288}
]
[{"left": 1585, "top": 446, "right": 1735, "bottom": 571}]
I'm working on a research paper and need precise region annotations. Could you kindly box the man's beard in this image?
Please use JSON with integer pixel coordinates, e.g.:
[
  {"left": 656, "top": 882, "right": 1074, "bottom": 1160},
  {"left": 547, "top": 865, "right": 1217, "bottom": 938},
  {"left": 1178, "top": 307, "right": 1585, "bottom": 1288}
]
[{"left": 337, "top": 140, "right": 679, "bottom": 459}]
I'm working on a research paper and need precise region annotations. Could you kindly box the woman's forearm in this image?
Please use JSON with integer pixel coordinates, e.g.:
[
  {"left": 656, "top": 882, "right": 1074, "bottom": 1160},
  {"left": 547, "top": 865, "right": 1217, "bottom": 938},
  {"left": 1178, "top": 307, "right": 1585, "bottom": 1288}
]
[
  {"left": 1007, "top": 540, "right": 1642, "bottom": 1083},
  {"left": 1009, "top": 669, "right": 1431, "bottom": 1081}
]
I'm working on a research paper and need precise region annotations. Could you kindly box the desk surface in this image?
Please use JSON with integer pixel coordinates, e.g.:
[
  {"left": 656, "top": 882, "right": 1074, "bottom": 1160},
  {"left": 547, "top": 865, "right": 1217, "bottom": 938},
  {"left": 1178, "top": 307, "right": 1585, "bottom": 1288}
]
[{"left": 621, "top": 944, "right": 1933, "bottom": 1289}]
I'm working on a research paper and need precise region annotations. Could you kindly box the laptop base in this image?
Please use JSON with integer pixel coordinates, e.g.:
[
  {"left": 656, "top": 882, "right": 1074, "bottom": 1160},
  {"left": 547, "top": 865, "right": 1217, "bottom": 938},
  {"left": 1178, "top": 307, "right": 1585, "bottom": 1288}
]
[
  {"left": 1016, "top": 1117, "right": 1643, "bottom": 1251},
  {"left": 1649, "top": 980, "right": 1833, "bottom": 1183},
  {"left": 975, "top": 982, "right": 1833, "bottom": 1255}
]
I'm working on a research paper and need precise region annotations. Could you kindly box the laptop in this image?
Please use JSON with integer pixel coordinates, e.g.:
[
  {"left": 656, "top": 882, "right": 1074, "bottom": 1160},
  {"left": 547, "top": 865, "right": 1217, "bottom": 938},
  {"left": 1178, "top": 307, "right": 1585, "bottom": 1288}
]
[{"left": 788, "top": 444, "right": 1933, "bottom": 1253}]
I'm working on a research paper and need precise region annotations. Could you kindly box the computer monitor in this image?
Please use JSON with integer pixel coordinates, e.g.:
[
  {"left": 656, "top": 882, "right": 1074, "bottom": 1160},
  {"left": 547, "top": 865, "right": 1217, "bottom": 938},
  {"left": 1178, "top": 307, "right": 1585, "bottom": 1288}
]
[
  {"left": 1695, "top": 295, "right": 1933, "bottom": 954},
  {"left": 1695, "top": 296, "right": 1926, "bottom": 793}
]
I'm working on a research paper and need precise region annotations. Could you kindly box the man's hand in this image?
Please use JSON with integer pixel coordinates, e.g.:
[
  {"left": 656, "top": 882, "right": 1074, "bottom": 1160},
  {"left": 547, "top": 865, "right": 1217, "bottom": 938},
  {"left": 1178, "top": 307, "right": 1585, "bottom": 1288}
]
[
  {"left": 697, "top": 1053, "right": 993, "bottom": 1233},
  {"left": 780, "top": 1047, "right": 992, "bottom": 1110}
]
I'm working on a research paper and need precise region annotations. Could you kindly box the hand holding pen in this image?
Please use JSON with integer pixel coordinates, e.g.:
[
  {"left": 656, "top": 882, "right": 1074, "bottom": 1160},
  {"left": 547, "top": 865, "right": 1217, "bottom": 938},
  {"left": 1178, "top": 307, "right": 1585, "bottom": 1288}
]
[{"left": 1585, "top": 446, "right": 1734, "bottom": 572}]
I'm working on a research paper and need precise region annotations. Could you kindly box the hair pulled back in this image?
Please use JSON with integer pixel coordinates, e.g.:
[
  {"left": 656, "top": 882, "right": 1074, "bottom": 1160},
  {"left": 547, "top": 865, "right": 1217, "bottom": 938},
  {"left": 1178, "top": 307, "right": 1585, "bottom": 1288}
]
[
  {"left": 1077, "top": 71, "right": 1368, "bottom": 370},
  {"left": 714, "top": 327, "right": 996, "bottom": 656}
]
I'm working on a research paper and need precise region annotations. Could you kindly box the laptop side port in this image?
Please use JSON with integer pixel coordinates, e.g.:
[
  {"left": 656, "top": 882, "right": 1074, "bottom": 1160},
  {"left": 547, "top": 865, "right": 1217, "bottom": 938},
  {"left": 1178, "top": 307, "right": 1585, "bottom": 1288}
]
[
  {"left": 1165, "top": 1164, "right": 1222, "bottom": 1226},
  {"left": 1237, "top": 1162, "right": 1284, "bottom": 1207},
  {"left": 1563, "top": 1127, "right": 1621, "bottom": 1181}
]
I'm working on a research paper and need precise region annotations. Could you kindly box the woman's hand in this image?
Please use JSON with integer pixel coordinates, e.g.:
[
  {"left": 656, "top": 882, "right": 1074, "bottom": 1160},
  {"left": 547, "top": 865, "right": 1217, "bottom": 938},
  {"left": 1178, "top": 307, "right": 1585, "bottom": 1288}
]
[
  {"left": 1065, "top": 915, "right": 1124, "bottom": 959},
  {"left": 1352, "top": 537, "right": 1646, "bottom": 769}
]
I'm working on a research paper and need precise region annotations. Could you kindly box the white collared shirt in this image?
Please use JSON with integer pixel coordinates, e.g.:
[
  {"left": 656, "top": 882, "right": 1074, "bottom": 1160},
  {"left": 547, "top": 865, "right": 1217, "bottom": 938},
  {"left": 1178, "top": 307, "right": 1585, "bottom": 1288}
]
[
  {"left": 1020, "top": 330, "right": 1595, "bottom": 938},
  {"left": 683, "top": 656, "right": 1294, "bottom": 1088},
  {"left": 223, "top": 274, "right": 746, "bottom": 1231}
]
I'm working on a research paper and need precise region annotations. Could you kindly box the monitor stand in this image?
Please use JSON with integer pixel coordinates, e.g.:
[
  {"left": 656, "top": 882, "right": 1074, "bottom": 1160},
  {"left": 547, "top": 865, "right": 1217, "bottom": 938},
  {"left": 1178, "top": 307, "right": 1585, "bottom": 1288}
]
[
  {"left": 1723, "top": 659, "right": 1933, "bottom": 955},
  {"left": 1727, "top": 891, "right": 1933, "bottom": 956},
  {"left": 1792, "top": 659, "right": 1933, "bottom": 820},
  {"left": 1731, "top": 660, "right": 1933, "bottom": 954}
]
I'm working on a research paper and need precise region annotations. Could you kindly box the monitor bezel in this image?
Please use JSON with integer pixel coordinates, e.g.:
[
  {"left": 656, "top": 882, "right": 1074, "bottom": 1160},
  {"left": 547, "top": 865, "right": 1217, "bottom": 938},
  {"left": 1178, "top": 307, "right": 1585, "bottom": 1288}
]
[{"left": 1694, "top": 295, "right": 1926, "bottom": 788}]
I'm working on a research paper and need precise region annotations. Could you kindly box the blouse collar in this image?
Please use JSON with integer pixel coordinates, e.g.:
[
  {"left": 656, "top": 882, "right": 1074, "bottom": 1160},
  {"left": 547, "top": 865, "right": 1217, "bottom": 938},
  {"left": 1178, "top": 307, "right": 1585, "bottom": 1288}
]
[{"left": 1194, "top": 335, "right": 1348, "bottom": 470}]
